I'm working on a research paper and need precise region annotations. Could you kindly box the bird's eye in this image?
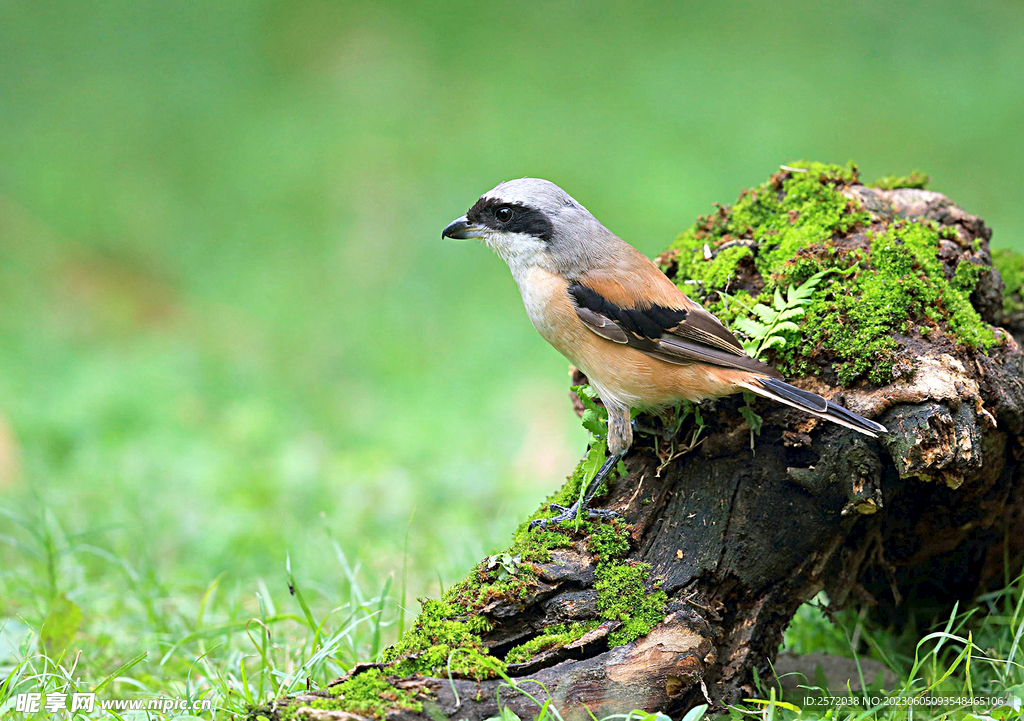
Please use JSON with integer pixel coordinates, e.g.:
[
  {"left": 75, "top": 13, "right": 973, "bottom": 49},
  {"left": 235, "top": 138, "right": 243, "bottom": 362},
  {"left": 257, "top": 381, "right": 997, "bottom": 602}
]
[{"left": 495, "top": 206, "right": 514, "bottom": 223}]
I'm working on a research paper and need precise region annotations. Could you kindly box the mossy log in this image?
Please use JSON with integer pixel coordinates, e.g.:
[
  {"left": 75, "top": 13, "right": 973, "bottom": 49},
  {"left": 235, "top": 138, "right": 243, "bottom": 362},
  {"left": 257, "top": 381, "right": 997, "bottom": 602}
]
[{"left": 264, "top": 166, "right": 1024, "bottom": 721}]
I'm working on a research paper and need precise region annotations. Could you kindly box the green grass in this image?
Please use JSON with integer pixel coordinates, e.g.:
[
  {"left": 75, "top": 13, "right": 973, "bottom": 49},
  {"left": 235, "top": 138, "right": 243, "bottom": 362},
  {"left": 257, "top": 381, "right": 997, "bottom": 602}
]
[
  {"left": 3, "top": 508, "right": 1023, "bottom": 720},
  {"left": 1, "top": 0, "right": 1024, "bottom": 718},
  {"left": 0, "top": 506, "right": 401, "bottom": 718},
  {"left": 751, "top": 580, "right": 1024, "bottom": 720}
]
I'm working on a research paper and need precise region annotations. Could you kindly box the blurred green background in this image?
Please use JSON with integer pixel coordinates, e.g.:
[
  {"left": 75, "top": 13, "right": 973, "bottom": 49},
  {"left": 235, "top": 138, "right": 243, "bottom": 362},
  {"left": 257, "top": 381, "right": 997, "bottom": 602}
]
[{"left": 1, "top": 0, "right": 1022, "bottom": 683}]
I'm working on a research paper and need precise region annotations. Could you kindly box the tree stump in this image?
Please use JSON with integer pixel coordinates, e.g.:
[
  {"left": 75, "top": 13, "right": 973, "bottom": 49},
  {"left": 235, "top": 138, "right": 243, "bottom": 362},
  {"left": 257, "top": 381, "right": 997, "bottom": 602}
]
[{"left": 263, "top": 165, "right": 1024, "bottom": 721}]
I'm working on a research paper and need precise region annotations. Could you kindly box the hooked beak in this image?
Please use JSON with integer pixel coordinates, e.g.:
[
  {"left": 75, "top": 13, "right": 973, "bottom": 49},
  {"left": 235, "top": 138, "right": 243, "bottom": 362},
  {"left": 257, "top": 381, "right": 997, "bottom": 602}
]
[{"left": 442, "top": 215, "right": 485, "bottom": 240}]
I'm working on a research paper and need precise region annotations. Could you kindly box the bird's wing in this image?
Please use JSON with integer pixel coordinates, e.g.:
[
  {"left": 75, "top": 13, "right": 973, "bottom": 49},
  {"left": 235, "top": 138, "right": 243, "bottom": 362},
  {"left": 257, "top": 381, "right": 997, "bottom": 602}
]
[{"left": 571, "top": 262, "right": 782, "bottom": 377}]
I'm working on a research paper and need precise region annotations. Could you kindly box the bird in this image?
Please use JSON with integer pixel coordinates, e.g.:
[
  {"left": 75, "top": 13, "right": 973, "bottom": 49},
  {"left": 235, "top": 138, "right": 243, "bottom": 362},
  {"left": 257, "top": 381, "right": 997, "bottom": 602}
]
[{"left": 442, "top": 178, "right": 887, "bottom": 529}]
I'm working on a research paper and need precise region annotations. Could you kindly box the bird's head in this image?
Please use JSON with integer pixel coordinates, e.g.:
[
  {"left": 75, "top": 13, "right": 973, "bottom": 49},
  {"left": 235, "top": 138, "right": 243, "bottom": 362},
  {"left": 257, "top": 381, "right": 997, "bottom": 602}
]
[{"left": 442, "top": 178, "right": 617, "bottom": 276}]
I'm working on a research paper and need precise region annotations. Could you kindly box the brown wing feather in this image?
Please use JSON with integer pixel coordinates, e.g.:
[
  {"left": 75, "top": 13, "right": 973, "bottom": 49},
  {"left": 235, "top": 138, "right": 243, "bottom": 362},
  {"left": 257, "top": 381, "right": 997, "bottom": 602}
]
[
  {"left": 667, "top": 306, "right": 746, "bottom": 356},
  {"left": 572, "top": 254, "right": 781, "bottom": 378},
  {"left": 581, "top": 247, "right": 699, "bottom": 309}
]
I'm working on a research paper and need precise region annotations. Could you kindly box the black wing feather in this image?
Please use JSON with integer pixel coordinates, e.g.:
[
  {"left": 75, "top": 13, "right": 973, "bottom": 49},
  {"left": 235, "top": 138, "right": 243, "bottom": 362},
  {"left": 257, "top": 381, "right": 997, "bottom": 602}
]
[{"left": 568, "top": 284, "right": 781, "bottom": 378}]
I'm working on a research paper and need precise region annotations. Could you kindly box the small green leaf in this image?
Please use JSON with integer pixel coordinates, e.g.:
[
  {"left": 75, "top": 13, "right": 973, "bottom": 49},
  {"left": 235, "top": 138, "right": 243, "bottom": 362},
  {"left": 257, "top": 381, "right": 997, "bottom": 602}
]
[
  {"left": 730, "top": 266, "right": 829, "bottom": 360},
  {"left": 285, "top": 553, "right": 318, "bottom": 635},
  {"left": 499, "top": 706, "right": 522, "bottom": 721},
  {"left": 93, "top": 651, "right": 148, "bottom": 693},
  {"left": 581, "top": 409, "right": 606, "bottom": 437},
  {"left": 577, "top": 440, "right": 609, "bottom": 522},
  {"left": 40, "top": 594, "right": 81, "bottom": 658},
  {"left": 581, "top": 442, "right": 606, "bottom": 486},
  {"left": 739, "top": 404, "right": 763, "bottom": 435},
  {"left": 680, "top": 704, "right": 708, "bottom": 721},
  {"left": 571, "top": 385, "right": 607, "bottom": 419}
]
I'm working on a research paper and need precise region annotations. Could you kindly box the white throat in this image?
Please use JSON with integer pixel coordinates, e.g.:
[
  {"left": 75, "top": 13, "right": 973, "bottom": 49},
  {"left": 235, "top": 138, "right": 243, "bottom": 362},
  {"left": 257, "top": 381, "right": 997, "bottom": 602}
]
[{"left": 483, "top": 232, "right": 552, "bottom": 279}]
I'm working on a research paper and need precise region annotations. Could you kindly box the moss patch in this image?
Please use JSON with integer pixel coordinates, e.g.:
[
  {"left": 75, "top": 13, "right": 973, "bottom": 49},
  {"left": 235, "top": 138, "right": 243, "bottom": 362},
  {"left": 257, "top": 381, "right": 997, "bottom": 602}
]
[
  {"left": 789, "top": 220, "right": 997, "bottom": 384},
  {"left": 669, "top": 162, "right": 868, "bottom": 303},
  {"left": 587, "top": 521, "right": 631, "bottom": 560},
  {"left": 377, "top": 453, "right": 602, "bottom": 680},
  {"left": 509, "top": 469, "right": 665, "bottom": 650},
  {"left": 665, "top": 161, "right": 998, "bottom": 385},
  {"left": 993, "top": 247, "right": 1024, "bottom": 315},
  {"left": 379, "top": 599, "right": 504, "bottom": 680},
  {"left": 495, "top": 517, "right": 665, "bottom": 664},
  {"left": 595, "top": 560, "right": 667, "bottom": 646},
  {"left": 380, "top": 449, "right": 667, "bottom": 675},
  {"left": 273, "top": 668, "right": 422, "bottom": 721},
  {"left": 504, "top": 621, "right": 599, "bottom": 665},
  {"left": 311, "top": 669, "right": 421, "bottom": 718},
  {"left": 869, "top": 170, "right": 930, "bottom": 190}
]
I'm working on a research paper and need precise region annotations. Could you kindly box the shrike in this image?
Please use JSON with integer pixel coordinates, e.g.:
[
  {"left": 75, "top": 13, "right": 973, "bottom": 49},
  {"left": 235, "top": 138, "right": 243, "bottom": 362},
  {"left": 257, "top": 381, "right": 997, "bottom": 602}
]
[{"left": 443, "top": 178, "right": 886, "bottom": 528}]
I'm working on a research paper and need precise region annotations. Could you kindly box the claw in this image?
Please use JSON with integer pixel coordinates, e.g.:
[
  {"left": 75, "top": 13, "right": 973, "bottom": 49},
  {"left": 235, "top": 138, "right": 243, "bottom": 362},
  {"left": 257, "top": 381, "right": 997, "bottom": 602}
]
[
  {"left": 529, "top": 449, "right": 626, "bottom": 531},
  {"left": 585, "top": 508, "right": 623, "bottom": 520},
  {"left": 528, "top": 500, "right": 622, "bottom": 531}
]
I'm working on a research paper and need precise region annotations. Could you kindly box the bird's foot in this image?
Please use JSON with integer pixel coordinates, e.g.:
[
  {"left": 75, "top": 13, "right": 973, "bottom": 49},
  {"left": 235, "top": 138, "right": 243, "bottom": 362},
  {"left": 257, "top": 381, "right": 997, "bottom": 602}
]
[{"left": 528, "top": 502, "right": 622, "bottom": 531}]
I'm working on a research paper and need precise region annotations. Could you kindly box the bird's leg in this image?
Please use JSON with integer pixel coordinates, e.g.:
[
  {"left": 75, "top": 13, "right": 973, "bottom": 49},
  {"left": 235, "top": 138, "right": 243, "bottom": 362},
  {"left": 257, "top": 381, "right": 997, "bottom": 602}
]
[
  {"left": 529, "top": 452, "right": 624, "bottom": 530},
  {"left": 530, "top": 402, "right": 631, "bottom": 531}
]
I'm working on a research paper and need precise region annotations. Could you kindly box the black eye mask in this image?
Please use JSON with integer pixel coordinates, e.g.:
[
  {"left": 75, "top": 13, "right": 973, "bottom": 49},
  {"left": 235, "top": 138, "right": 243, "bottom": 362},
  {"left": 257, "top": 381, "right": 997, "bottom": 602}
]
[{"left": 466, "top": 197, "right": 554, "bottom": 241}]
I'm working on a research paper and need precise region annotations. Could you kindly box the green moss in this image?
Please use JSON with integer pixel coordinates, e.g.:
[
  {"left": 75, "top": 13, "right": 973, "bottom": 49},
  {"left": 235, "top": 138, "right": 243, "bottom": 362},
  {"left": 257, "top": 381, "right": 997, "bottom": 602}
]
[
  {"left": 380, "top": 451, "right": 667, "bottom": 678},
  {"left": 666, "top": 161, "right": 999, "bottom": 386},
  {"left": 953, "top": 257, "right": 986, "bottom": 293},
  {"left": 300, "top": 669, "right": 422, "bottom": 719},
  {"left": 273, "top": 668, "right": 423, "bottom": 720},
  {"left": 790, "top": 220, "right": 996, "bottom": 384},
  {"left": 514, "top": 471, "right": 666, "bottom": 648},
  {"left": 586, "top": 521, "right": 631, "bottom": 560},
  {"left": 504, "top": 621, "right": 599, "bottom": 665},
  {"left": 682, "top": 243, "right": 754, "bottom": 291},
  {"left": 509, "top": 471, "right": 665, "bottom": 649},
  {"left": 668, "top": 161, "right": 868, "bottom": 313},
  {"left": 376, "top": 458, "right": 600, "bottom": 679},
  {"left": 595, "top": 560, "right": 668, "bottom": 646},
  {"left": 869, "top": 171, "right": 930, "bottom": 190},
  {"left": 993, "top": 247, "right": 1024, "bottom": 315},
  {"left": 380, "top": 599, "right": 504, "bottom": 680},
  {"left": 736, "top": 163, "right": 868, "bottom": 274}
]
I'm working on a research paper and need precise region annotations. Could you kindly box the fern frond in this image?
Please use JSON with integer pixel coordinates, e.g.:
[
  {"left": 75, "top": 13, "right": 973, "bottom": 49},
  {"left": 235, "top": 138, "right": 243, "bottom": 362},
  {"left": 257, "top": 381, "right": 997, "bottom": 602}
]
[
  {"left": 773, "top": 286, "right": 787, "bottom": 311},
  {"left": 777, "top": 307, "right": 807, "bottom": 322},
  {"left": 752, "top": 304, "right": 777, "bottom": 323},
  {"left": 730, "top": 268, "right": 832, "bottom": 360},
  {"left": 734, "top": 316, "right": 767, "bottom": 337}
]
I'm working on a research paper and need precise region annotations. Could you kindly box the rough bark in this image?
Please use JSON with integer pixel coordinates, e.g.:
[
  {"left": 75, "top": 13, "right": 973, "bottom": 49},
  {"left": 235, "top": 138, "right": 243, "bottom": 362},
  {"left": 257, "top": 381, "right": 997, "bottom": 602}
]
[{"left": 264, "top": 183, "right": 1024, "bottom": 721}]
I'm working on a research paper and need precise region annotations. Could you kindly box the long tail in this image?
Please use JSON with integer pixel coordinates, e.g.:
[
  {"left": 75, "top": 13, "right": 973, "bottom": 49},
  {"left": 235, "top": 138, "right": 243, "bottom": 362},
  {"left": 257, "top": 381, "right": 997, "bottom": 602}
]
[{"left": 737, "top": 376, "right": 887, "bottom": 438}]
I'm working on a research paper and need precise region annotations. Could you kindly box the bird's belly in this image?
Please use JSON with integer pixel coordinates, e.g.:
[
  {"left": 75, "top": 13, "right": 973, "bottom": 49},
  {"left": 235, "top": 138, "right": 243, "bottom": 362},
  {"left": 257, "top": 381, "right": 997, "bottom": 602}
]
[{"left": 581, "top": 353, "right": 747, "bottom": 410}]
